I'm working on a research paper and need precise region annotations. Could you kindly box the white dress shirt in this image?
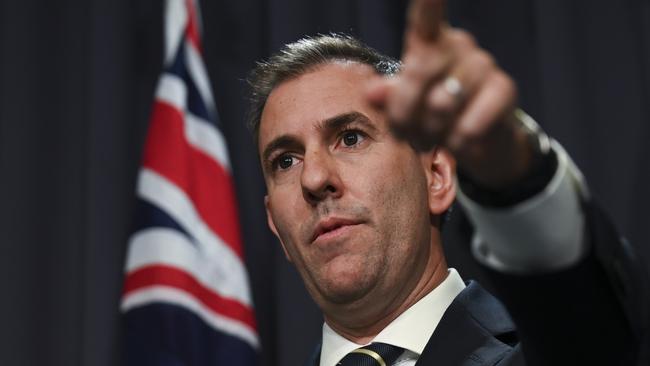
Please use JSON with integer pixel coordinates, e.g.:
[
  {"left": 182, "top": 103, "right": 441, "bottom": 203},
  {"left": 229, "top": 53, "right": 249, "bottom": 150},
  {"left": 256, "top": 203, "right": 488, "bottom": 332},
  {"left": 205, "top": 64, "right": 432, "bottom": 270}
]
[
  {"left": 457, "top": 139, "right": 590, "bottom": 274},
  {"left": 319, "top": 136, "right": 589, "bottom": 365},
  {"left": 320, "top": 269, "right": 466, "bottom": 366}
]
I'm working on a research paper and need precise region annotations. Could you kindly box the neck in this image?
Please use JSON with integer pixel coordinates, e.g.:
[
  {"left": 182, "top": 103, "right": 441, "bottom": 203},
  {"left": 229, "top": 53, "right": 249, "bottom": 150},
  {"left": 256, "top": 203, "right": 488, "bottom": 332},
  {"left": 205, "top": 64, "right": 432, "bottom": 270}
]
[{"left": 323, "top": 241, "right": 448, "bottom": 344}]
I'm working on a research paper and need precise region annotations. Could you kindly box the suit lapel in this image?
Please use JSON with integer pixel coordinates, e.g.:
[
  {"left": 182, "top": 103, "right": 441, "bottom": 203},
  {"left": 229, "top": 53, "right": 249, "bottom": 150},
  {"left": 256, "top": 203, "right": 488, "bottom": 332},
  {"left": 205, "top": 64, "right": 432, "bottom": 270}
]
[
  {"left": 307, "top": 282, "right": 518, "bottom": 366},
  {"left": 415, "top": 281, "right": 518, "bottom": 366}
]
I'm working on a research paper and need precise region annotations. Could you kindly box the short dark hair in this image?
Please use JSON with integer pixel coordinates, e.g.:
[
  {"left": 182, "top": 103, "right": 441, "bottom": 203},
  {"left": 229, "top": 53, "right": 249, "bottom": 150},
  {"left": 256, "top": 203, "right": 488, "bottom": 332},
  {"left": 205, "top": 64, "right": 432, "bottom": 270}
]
[{"left": 246, "top": 33, "right": 400, "bottom": 144}]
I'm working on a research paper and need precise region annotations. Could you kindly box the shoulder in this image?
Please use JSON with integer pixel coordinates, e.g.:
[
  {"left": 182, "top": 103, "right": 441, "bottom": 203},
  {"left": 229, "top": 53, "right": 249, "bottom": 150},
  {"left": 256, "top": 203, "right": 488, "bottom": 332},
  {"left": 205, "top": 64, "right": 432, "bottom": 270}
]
[{"left": 417, "top": 281, "right": 522, "bottom": 365}]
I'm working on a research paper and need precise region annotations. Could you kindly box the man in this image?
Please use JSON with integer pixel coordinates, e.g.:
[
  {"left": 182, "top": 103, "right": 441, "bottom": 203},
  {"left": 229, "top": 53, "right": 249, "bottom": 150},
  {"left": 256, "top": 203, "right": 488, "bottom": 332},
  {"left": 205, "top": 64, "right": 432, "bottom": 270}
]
[{"left": 247, "top": 0, "right": 647, "bottom": 364}]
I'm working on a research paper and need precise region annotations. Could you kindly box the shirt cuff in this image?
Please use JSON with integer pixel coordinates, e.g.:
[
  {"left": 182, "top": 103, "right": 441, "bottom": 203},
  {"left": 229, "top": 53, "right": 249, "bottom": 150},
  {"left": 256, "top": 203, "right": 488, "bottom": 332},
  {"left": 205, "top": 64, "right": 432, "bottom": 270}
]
[{"left": 456, "top": 139, "right": 591, "bottom": 274}]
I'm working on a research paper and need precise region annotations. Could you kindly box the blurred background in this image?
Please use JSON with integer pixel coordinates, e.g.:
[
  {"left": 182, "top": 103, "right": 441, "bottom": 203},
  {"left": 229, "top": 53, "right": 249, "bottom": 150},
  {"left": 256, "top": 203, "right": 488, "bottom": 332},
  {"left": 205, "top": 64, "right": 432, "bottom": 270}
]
[{"left": 1, "top": 0, "right": 649, "bottom": 365}]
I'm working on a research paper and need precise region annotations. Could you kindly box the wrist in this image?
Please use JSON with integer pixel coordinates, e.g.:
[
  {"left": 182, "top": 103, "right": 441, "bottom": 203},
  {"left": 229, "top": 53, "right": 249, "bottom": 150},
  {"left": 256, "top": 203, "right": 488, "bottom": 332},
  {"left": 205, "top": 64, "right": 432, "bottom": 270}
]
[
  {"left": 457, "top": 109, "right": 557, "bottom": 206},
  {"left": 456, "top": 108, "right": 546, "bottom": 190}
]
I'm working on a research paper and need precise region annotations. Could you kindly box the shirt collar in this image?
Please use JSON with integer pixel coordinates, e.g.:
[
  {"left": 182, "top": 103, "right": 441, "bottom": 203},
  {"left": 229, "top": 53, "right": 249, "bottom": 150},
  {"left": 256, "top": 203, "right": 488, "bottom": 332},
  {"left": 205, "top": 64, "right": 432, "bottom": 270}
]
[{"left": 319, "top": 268, "right": 465, "bottom": 366}]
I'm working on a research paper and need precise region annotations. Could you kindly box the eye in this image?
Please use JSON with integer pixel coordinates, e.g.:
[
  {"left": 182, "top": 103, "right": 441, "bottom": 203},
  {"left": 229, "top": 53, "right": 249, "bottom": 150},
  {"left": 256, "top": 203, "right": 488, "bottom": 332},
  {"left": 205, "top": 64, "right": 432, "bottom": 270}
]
[
  {"left": 341, "top": 130, "right": 365, "bottom": 147},
  {"left": 273, "top": 154, "right": 296, "bottom": 171}
]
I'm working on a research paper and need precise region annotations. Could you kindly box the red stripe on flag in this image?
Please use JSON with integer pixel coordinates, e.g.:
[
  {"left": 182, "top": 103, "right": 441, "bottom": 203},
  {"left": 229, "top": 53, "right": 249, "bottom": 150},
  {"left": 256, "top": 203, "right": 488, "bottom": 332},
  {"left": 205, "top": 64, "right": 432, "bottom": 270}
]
[
  {"left": 124, "top": 264, "right": 257, "bottom": 330},
  {"left": 142, "top": 101, "right": 243, "bottom": 257},
  {"left": 184, "top": 0, "right": 202, "bottom": 53}
]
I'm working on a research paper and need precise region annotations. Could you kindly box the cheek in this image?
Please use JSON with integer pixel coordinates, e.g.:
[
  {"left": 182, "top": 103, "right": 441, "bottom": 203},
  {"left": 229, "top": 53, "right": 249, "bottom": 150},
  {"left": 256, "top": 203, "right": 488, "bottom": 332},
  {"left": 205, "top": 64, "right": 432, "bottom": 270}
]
[
  {"left": 361, "top": 149, "right": 427, "bottom": 210},
  {"left": 363, "top": 153, "right": 430, "bottom": 246},
  {"left": 268, "top": 191, "right": 309, "bottom": 250}
]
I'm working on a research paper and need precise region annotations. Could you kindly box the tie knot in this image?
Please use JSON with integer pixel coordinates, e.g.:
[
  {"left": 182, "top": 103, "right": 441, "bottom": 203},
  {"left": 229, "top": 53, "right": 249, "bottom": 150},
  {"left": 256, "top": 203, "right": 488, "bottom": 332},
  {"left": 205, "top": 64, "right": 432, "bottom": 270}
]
[{"left": 338, "top": 342, "right": 404, "bottom": 366}]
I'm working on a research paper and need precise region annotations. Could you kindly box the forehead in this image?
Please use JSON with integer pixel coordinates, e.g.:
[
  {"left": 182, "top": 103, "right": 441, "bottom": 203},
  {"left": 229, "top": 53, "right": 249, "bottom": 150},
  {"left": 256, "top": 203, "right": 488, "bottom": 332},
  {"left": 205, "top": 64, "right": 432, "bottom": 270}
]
[{"left": 258, "top": 61, "right": 381, "bottom": 151}]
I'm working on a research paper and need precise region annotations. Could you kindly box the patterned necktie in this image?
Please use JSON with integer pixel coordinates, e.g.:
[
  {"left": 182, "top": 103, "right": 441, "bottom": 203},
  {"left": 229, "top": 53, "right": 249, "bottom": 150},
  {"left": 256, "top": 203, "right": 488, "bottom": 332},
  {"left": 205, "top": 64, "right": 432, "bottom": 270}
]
[{"left": 338, "top": 342, "right": 405, "bottom": 366}]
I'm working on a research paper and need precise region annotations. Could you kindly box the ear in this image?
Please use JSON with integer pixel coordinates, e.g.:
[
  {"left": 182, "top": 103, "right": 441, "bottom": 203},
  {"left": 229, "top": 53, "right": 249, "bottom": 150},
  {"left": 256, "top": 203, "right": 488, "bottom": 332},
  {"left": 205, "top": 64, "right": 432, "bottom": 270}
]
[
  {"left": 265, "top": 195, "right": 293, "bottom": 262},
  {"left": 421, "top": 147, "right": 456, "bottom": 216}
]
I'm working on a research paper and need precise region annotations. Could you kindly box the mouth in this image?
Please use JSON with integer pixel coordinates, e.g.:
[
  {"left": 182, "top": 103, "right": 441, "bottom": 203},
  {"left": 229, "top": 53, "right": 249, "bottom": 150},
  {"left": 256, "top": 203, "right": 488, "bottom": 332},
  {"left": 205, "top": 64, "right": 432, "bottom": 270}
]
[{"left": 311, "top": 217, "right": 362, "bottom": 244}]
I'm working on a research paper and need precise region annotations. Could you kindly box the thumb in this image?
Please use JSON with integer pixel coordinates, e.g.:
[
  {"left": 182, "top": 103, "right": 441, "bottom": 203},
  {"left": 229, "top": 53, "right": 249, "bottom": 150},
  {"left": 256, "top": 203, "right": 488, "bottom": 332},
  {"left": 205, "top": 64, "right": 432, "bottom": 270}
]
[{"left": 365, "top": 76, "right": 395, "bottom": 109}]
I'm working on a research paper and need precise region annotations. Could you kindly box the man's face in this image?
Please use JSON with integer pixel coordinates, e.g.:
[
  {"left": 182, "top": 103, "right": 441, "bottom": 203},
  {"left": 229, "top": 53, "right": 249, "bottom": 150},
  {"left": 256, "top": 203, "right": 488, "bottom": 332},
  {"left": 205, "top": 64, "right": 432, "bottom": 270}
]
[{"left": 259, "top": 61, "right": 434, "bottom": 311}]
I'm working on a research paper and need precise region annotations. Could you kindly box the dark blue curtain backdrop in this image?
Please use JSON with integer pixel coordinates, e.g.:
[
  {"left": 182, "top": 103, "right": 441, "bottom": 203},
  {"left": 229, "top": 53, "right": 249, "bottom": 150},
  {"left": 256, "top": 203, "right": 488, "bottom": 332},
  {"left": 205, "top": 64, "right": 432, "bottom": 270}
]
[{"left": 1, "top": 0, "right": 649, "bottom": 365}]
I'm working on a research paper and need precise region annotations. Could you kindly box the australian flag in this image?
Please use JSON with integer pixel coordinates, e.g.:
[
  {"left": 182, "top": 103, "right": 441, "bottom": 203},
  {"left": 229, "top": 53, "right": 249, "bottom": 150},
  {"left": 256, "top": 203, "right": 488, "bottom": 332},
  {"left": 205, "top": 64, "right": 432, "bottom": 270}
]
[{"left": 121, "top": 0, "right": 259, "bottom": 364}]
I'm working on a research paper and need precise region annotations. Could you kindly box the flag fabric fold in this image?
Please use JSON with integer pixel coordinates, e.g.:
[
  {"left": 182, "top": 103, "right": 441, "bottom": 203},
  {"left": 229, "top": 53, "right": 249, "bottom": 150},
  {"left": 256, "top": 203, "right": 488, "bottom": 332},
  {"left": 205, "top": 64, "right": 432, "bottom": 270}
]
[{"left": 121, "top": 0, "right": 259, "bottom": 364}]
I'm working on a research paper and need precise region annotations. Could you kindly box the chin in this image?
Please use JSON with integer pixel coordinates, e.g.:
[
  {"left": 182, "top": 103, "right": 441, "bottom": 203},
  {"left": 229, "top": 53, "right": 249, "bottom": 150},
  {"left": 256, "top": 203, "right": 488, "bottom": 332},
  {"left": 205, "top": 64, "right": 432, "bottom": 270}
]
[
  {"left": 321, "top": 284, "right": 371, "bottom": 305},
  {"left": 317, "top": 264, "right": 376, "bottom": 305}
]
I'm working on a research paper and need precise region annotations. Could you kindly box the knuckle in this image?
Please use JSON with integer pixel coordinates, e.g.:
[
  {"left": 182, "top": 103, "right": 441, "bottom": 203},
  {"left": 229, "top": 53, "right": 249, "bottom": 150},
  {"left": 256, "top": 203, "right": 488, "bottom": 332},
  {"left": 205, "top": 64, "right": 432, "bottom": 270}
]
[
  {"left": 474, "top": 50, "right": 495, "bottom": 70},
  {"left": 491, "top": 71, "right": 517, "bottom": 96},
  {"left": 450, "top": 29, "right": 477, "bottom": 49},
  {"left": 428, "top": 93, "right": 455, "bottom": 114}
]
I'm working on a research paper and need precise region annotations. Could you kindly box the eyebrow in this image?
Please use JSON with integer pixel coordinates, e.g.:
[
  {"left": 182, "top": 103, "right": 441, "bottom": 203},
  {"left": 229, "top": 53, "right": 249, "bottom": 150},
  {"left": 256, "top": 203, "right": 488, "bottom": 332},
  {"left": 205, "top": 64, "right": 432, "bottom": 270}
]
[
  {"left": 318, "top": 111, "right": 377, "bottom": 135},
  {"left": 261, "top": 111, "right": 377, "bottom": 164},
  {"left": 261, "top": 135, "right": 302, "bottom": 164}
]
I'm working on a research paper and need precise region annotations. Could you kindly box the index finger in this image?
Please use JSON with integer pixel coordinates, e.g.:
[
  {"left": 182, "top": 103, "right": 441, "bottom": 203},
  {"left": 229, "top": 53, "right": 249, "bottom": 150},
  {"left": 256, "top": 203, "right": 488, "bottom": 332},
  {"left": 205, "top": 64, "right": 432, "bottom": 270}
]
[{"left": 407, "top": 0, "right": 446, "bottom": 41}]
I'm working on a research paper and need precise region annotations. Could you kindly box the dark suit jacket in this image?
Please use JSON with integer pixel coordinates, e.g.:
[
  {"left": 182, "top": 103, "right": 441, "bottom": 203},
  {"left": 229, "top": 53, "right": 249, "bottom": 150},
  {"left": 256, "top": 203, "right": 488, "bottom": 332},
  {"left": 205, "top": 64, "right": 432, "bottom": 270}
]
[{"left": 306, "top": 203, "right": 649, "bottom": 366}]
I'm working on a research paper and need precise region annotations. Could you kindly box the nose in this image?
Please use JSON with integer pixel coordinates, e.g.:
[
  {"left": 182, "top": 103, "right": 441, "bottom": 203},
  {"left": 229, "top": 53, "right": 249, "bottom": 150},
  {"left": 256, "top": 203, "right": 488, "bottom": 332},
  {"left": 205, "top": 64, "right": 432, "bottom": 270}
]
[{"left": 300, "top": 150, "right": 343, "bottom": 204}]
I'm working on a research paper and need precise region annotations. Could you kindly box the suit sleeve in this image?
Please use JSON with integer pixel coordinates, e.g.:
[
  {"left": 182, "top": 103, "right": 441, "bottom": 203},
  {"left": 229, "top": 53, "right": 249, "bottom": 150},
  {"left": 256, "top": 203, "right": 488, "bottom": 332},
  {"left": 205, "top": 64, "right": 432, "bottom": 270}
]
[
  {"left": 456, "top": 136, "right": 649, "bottom": 365},
  {"left": 477, "top": 201, "right": 648, "bottom": 365}
]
